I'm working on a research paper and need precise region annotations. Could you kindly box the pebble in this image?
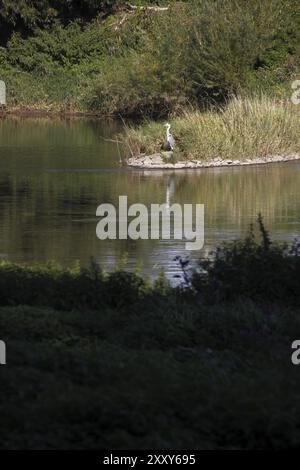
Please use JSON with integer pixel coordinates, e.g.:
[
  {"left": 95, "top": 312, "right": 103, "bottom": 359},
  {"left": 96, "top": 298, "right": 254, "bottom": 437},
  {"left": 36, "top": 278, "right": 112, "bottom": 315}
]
[{"left": 126, "top": 153, "right": 300, "bottom": 170}]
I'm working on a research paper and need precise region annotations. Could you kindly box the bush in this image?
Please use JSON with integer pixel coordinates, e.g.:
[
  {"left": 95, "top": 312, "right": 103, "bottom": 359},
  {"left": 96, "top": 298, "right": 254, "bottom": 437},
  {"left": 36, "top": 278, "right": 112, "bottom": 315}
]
[
  {"left": 0, "top": 0, "right": 299, "bottom": 114},
  {"left": 188, "top": 0, "right": 300, "bottom": 100},
  {"left": 0, "top": 260, "right": 153, "bottom": 311},
  {"left": 0, "top": 0, "right": 123, "bottom": 45},
  {"left": 1, "top": 226, "right": 300, "bottom": 448},
  {"left": 190, "top": 216, "right": 300, "bottom": 305}
]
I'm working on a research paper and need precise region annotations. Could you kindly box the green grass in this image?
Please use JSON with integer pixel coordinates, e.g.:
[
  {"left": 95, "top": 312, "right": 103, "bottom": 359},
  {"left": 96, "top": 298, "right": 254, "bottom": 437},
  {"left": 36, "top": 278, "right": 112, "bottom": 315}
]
[
  {"left": 1, "top": 300, "right": 300, "bottom": 450},
  {"left": 1, "top": 223, "right": 300, "bottom": 449},
  {"left": 123, "top": 96, "right": 300, "bottom": 161}
]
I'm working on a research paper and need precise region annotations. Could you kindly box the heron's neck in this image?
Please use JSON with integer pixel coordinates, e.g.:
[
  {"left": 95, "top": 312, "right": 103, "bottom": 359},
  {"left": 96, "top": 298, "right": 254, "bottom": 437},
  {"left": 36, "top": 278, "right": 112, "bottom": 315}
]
[{"left": 166, "top": 127, "right": 170, "bottom": 139}]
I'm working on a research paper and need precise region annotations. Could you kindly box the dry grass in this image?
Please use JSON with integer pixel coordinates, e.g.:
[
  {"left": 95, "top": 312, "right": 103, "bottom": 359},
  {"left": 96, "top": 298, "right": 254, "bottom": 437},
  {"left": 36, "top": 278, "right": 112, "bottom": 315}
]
[{"left": 123, "top": 96, "right": 300, "bottom": 161}]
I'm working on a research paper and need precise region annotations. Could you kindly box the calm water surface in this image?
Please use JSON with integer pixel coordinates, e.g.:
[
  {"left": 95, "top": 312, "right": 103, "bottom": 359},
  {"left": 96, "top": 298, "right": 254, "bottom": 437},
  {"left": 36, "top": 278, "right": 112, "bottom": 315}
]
[{"left": 0, "top": 116, "right": 300, "bottom": 279}]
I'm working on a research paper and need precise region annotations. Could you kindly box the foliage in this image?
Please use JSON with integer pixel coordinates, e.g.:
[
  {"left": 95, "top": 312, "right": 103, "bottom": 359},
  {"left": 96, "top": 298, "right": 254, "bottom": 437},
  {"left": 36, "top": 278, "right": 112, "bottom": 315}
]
[
  {"left": 90, "top": 0, "right": 300, "bottom": 114},
  {"left": 0, "top": 0, "right": 299, "bottom": 115},
  {"left": 190, "top": 216, "right": 300, "bottom": 306},
  {"left": 1, "top": 226, "right": 300, "bottom": 449},
  {"left": 188, "top": 0, "right": 300, "bottom": 101},
  {"left": 0, "top": 260, "right": 150, "bottom": 311}
]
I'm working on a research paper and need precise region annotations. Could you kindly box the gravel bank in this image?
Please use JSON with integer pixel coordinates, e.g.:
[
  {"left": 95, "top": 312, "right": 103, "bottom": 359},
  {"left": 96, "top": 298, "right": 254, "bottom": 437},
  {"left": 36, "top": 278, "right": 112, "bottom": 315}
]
[{"left": 127, "top": 153, "right": 300, "bottom": 169}]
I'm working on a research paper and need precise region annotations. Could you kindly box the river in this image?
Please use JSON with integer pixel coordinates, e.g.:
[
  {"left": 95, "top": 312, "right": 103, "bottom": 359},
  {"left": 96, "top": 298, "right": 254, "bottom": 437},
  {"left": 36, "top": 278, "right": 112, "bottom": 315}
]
[{"left": 0, "top": 116, "right": 299, "bottom": 280}]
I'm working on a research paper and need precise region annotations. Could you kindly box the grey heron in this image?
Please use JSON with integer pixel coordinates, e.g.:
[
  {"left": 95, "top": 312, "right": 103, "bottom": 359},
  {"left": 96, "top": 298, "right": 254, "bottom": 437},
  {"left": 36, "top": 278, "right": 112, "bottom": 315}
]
[{"left": 164, "top": 122, "right": 175, "bottom": 151}]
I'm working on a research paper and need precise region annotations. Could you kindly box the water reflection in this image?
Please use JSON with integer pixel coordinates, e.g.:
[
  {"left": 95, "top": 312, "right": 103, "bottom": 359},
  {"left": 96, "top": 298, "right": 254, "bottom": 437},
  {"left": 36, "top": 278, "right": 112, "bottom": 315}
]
[{"left": 0, "top": 116, "right": 299, "bottom": 279}]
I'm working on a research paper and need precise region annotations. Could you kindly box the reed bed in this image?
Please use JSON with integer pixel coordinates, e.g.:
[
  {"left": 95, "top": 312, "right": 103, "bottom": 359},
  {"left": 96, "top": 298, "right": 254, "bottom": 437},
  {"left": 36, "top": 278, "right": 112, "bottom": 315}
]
[{"left": 123, "top": 96, "right": 300, "bottom": 161}]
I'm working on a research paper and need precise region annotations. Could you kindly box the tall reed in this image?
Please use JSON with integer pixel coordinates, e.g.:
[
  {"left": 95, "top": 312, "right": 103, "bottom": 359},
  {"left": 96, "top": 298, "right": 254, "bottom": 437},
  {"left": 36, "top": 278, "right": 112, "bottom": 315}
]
[{"left": 123, "top": 96, "right": 300, "bottom": 161}]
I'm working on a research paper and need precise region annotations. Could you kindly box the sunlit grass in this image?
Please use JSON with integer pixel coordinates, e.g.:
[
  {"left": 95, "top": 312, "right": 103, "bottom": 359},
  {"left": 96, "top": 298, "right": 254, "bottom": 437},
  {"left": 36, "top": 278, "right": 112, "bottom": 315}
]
[{"left": 123, "top": 96, "right": 300, "bottom": 161}]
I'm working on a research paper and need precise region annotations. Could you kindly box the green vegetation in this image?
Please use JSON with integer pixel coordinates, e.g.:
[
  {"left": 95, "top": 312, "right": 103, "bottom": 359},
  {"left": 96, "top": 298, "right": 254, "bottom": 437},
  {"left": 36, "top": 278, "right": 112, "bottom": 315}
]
[
  {"left": 123, "top": 96, "right": 300, "bottom": 161},
  {"left": 191, "top": 215, "right": 300, "bottom": 306},
  {"left": 1, "top": 0, "right": 299, "bottom": 450},
  {"left": 0, "top": 0, "right": 299, "bottom": 115},
  {"left": 1, "top": 221, "right": 300, "bottom": 449}
]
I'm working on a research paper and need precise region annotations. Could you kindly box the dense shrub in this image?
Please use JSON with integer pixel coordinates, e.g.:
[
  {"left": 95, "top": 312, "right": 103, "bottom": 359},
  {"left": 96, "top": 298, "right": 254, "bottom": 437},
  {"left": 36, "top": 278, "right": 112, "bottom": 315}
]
[
  {"left": 0, "top": 260, "right": 154, "bottom": 311},
  {"left": 90, "top": 0, "right": 300, "bottom": 114},
  {"left": 190, "top": 216, "right": 300, "bottom": 305},
  {"left": 0, "top": 0, "right": 299, "bottom": 114},
  {"left": 0, "top": 0, "right": 123, "bottom": 43},
  {"left": 0, "top": 225, "right": 300, "bottom": 449},
  {"left": 1, "top": 225, "right": 300, "bottom": 449},
  {"left": 188, "top": 0, "right": 300, "bottom": 100}
]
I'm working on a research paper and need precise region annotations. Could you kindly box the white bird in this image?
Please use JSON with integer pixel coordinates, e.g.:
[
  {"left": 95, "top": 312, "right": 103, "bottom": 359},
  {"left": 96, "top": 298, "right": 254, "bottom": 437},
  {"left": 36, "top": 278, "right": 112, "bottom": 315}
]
[{"left": 164, "top": 122, "right": 175, "bottom": 151}]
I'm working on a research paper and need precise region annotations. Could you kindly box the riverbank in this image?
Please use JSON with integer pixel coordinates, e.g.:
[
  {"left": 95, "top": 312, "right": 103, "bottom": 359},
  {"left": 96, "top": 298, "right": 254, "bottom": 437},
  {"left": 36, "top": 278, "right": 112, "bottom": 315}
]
[
  {"left": 127, "top": 152, "right": 300, "bottom": 169},
  {"left": 1, "top": 224, "right": 300, "bottom": 449},
  {"left": 0, "top": 107, "right": 108, "bottom": 118},
  {"left": 123, "top": 97, "right": 300, "bottom": 168}
]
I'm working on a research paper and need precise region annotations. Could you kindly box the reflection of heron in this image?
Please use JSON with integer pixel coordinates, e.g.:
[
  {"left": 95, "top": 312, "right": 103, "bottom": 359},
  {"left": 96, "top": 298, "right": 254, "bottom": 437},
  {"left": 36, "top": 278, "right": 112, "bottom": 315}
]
[
  {"left": 164, "top": 122, "right": 175, "bottom": 151},
  {"left": 166, "top": 176, "right": 175, "bottom": 210}
]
